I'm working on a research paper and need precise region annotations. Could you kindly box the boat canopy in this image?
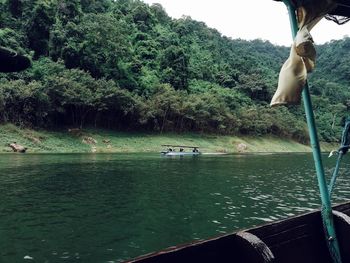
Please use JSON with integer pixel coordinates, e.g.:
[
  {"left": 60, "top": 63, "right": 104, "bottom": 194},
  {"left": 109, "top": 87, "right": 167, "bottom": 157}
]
[
  {"left": 273, "top": 0, "right": 350, "bottom": 23},
  {"left": 161, "top": 144, "right": 199, "bottom": 149}
]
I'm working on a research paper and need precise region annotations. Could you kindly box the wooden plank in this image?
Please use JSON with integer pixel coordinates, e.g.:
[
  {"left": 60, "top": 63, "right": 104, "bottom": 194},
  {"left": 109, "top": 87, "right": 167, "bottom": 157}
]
[
  {"left": 333, "top": 210, "right": 350, "bottom": 262},
  {"left": 249, "top": 211, "right": 332, "bottom": 263},
  {"left": 128, "top": 232, "right": 274, "bottom": 263}
]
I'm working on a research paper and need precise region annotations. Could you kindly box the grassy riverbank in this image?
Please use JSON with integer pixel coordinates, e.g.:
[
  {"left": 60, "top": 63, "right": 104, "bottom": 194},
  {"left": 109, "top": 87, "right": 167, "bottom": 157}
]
[{"left": 0, "top": 124, "right": 336, "bottom": 153}]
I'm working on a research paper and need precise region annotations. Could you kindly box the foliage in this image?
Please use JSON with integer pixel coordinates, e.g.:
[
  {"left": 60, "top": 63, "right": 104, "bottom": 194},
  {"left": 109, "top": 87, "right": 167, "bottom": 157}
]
[
  {"left": 0, "top": 79, "right": 49, "bottom": 127},
  {"left": 0, "top": 0, "right": 348, "bottom": 143}
]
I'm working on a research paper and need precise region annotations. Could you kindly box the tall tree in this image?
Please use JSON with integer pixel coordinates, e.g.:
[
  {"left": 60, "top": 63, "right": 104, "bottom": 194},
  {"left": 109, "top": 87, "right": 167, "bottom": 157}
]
[
  {"left": 160, "top": 45, "right": 189, "bottom": 90},
  {"left": 27, "top": 0, "right": 56, "bottom": 58}
]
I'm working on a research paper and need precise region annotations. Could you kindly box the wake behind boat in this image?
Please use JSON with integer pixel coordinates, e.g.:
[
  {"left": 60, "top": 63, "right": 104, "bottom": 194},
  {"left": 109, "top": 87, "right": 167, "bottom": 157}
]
[
  {"left": 162, "top": 151, "right": 201, "bottom": 156},
  {"left": 161, "top": 145, "right": 201, "bottom": 156}
]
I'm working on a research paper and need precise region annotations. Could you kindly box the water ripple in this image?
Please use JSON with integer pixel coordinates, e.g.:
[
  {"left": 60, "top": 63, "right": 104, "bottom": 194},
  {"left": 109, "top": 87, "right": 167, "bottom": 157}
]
[{"left": 1, "top": 153, "right": 350, "bottom": 262}]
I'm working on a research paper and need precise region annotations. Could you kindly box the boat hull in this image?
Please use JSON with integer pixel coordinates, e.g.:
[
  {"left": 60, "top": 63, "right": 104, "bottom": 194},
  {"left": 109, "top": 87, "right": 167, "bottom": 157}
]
[
  {"left": 161, "top": 152, "right": 201, "bottom": 156},
  {"left": 127, "top": 201, "right": 350, "bottom": 263}
]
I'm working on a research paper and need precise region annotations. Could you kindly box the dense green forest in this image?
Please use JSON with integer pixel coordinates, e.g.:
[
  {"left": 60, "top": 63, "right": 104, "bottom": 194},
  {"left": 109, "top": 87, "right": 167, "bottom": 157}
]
[{"left": 0, "top": 0, "right": 349, "bottom": 143}]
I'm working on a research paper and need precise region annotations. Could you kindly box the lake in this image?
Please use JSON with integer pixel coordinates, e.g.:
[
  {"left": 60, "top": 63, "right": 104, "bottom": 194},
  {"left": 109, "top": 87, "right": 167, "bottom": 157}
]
[{"left": 0, "top": 153, "right": 350, "bottom": 262}]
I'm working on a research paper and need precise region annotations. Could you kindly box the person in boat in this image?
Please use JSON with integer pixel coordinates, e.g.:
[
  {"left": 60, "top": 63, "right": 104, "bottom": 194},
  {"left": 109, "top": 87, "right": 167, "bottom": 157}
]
[
  {"left": 180, "top": 148, "right": 184, "bottom": 152},
  {"left": 193, "top": 148, "right": 198, "bottom": 153}
]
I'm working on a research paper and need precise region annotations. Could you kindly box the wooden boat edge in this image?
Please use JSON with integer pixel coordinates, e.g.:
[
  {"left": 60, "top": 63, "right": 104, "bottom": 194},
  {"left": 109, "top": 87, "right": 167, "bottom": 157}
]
[{"left": 126, "top": 201, "right": 350, "bottom": 263}]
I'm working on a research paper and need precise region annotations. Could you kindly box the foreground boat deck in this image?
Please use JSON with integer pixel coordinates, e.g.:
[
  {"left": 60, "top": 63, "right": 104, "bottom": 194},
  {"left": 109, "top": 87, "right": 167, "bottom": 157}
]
[{"left": 128, "top": 202, "right": 350, "bottom": 263}]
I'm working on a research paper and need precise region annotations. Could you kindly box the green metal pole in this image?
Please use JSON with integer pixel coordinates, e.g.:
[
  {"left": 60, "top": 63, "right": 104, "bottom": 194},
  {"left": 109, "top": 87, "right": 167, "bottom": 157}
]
[{"left": 282, "top": 1, "right": 342, "bottom": 262}]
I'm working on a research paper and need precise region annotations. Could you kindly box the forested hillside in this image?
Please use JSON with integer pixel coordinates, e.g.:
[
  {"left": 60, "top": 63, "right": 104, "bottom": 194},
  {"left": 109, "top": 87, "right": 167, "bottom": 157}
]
[{"left": 0, "top": 0, "right": 348, "bottom": 143}]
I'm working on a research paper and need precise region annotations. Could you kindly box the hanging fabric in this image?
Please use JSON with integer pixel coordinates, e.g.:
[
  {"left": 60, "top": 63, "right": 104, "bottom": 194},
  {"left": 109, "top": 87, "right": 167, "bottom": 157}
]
[{"left": 271, "top": 0, "right": 337, "bottom": 106}]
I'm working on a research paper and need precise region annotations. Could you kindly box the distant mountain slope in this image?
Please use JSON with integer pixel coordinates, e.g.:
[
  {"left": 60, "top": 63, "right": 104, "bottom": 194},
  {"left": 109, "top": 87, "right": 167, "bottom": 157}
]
[{"left": 0, "top": 0, "right": 348, "bottom": 142}]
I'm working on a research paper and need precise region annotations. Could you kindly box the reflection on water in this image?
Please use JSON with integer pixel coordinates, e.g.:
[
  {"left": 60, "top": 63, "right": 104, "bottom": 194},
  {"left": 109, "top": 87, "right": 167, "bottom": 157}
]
[{"left": 0, "top": 153, "right": 350, "bottom": 262}]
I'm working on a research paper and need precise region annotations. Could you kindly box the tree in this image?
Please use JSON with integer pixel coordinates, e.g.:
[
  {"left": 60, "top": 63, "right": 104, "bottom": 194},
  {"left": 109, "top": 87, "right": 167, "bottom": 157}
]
[
  {"left": 55, "top": 13, "right": 133, "bottom": 84},
  {"left": 150, "top": 3, "right": 170, "bottom": 24},
  {"left": 0, "top": 28, "right": 27, "bottom": 53},
  {"left": 160, "top": 45, "right": 189, "bottom": 90},
  {"left": 56, "top": 0, "right": 82, "bottom": 25},
  {"left": 8, "top": 0, "right": 22, "bottom": 17},
  {"left": 0, "top": 79, "right": 49, "bottom": 126},
  {"left": 81, "top": 0, "right": 112, "bottom": 13},
  {"left": 27, "top": 0, "right": 56, "bottom": 58},
  {"left": 44, "top": 68, "right": 97, "bottom": 128}
]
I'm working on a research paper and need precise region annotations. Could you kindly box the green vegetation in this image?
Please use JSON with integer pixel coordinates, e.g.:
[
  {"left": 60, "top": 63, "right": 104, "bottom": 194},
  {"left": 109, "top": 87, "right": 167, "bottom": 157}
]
[
  {"left": 0, "top": 0, "right": 348, "bottom": 145},
  {"left": 0, "top": 124, "right": 336, "bottom": 153}
]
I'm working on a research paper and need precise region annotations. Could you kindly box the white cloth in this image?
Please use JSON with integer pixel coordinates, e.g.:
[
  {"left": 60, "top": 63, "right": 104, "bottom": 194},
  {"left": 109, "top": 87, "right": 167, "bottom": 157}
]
[{"left": 270, "top": 0, "right": 337, "bottom": 106}]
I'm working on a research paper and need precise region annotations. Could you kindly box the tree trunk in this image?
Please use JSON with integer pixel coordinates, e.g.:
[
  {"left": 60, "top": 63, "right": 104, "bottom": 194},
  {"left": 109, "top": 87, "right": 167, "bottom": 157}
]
[
  {"left": 160, "top": 106, "right": 169, "bottom": 134},
  {"left": 331, "top": 113, "right": 336, "bottom": 130}
]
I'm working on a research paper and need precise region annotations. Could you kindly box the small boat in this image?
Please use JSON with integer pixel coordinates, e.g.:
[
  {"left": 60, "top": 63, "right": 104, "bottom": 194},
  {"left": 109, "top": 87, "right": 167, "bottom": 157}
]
[
  {"left": 162, "top": 151, "right": 201, "bottom": 156},
  {"left": 161, "top": 144, "right": 201, "bottom": 156}
]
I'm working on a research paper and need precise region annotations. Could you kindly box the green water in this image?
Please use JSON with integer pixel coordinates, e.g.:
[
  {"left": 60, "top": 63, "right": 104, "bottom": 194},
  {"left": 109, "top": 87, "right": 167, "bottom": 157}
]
[{"left": 1, "top": 153, "right": 350, "bottom": 262}]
